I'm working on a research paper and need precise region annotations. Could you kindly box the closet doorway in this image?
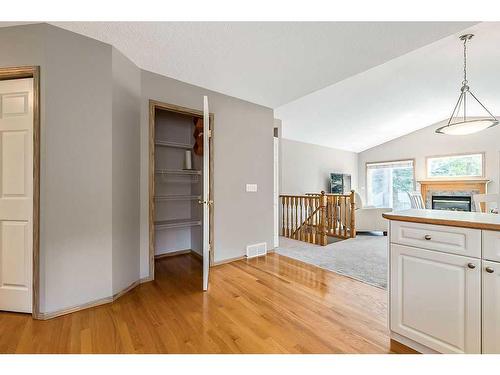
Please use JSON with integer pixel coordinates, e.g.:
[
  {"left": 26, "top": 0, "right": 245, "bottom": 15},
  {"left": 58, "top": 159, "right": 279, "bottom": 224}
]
[{"left": 148, "top": 98, "right": 214, "bottom": 290}]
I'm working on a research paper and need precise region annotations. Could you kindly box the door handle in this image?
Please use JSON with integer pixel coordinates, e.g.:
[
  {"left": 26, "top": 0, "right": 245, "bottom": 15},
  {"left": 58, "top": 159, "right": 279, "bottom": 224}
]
[
  {"left": 467, "top": 263, "right": 476, "bottom": 269},
  {"left": 198, "top": 200, "right": 213, "bottom": 205},
  {"left": 424, "top": 235, "right": 432, "bottom": 240},
  {"left": 485, "top": 266, "right": 495, "bottom": 274}
]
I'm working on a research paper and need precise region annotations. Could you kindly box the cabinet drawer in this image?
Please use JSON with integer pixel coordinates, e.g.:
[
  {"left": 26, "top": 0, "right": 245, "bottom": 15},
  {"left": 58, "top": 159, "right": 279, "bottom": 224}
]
[
  {"left": 483, "top": 230, "right": 500, "bottom": 262},
  {"left": 390, "top": 221, "right": 481, "bottom": 258}
]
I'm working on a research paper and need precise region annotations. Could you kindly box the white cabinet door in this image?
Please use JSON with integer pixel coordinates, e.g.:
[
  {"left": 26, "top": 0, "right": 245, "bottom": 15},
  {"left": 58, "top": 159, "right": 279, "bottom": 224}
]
[
  {"left": 483, "top": 260, "right": 500, "bottom": 354},
  {"left": 390, "top": 244, "right": 481, "bottom": 353},
  {"left": 0, "top": 78, "right": 34, "bottom": 313},
  {"left": 483, "top": 230, "right": 500, "bottom": 263}
]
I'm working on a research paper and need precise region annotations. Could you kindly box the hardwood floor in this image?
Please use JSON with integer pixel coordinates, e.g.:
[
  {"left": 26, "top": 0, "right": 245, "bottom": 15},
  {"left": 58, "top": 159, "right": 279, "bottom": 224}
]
[{"left": 0, "top": 253, "right": 391, "bottom": 353}]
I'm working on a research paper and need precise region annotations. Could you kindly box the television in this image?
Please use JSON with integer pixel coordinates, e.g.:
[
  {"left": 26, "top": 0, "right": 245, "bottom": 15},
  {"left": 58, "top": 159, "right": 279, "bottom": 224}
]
[{"left": 330, "top": 173, "right": 351, "bottom": 194}]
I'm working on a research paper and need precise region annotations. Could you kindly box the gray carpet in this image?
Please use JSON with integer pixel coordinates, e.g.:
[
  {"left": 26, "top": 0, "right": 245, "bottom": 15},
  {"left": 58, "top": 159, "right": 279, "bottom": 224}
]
[{"left": 276, "top": 235, "right": 388, "bottom": 289}]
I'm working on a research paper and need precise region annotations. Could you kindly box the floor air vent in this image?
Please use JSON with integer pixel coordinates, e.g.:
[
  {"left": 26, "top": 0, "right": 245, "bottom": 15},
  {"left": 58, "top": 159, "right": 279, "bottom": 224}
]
[{"left": 246, "top": 242, "right": 267, "bottom": 258}]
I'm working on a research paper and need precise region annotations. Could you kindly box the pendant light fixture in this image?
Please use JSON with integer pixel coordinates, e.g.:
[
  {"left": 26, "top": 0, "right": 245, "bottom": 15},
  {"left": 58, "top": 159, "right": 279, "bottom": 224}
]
[{"left": 436, "top": 34, "right": 498, "bottom": 135}]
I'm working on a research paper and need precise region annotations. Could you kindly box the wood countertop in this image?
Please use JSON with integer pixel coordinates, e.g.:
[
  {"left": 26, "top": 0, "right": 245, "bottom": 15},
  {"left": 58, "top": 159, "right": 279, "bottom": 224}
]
[{"left": 383, "top": 209, "right": 500, "bottom": 231}]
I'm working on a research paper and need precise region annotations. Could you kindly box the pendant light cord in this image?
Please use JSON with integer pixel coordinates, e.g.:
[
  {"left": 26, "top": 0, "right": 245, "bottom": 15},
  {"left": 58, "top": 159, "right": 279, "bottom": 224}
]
[
  {"left": 463, "top": 37, "right": 468, "bottom": 86},
  {"left": 463, "top": 37, "right": 468, "bottom": 121}
]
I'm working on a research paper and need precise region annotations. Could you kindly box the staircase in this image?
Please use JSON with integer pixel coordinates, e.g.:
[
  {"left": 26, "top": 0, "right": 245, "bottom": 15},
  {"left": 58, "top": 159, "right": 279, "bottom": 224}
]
[{"left": 279, "top": 191, "right": 356, "bottom": 246}]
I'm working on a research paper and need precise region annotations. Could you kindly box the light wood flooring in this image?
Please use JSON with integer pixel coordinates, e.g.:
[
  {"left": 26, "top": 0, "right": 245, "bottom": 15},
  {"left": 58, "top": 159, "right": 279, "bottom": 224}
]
[{"left": 0, "top": 253, "right": 392, "bottom": 353}]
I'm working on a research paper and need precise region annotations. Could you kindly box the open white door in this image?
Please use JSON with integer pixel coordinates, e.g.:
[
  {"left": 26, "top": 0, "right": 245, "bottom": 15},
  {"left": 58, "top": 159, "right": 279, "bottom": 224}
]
[
  {"left": 0, "top": 78, "right": 34, "bottom": 313},
  {"left": 273, "top": 137, "right": 279, "bottom": 248},
  {"left": 202, "top": 96, "right": 210, "bottom": 291}
]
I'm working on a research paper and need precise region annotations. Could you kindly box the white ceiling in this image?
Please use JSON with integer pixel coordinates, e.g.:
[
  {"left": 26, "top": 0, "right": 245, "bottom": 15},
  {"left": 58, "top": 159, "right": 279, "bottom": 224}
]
[
  {"left": 37, "top": 22, "right": 477, "bottom": 108},
  {"left": 275, "top": 22, "right": 500, "bottom": 152}
]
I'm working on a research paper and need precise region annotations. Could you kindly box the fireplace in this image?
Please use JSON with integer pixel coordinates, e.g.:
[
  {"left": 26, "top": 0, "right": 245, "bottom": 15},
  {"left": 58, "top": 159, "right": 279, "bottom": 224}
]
[
  {"left": 432, "top": 195, "right": 472, "bottom": 212},
  {"left": 419, "top": 179, "right": 489, "bottom": 211}
]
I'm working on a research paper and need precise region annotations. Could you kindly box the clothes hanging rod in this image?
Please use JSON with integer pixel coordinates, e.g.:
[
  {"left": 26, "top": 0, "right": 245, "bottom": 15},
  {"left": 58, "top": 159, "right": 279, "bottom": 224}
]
[
  {"left": 154, "top": 195, "right": 201, "bottom": 201},
  {"left": 155, "top": 169, "right": 201, "bottom": 175},
  {"left": 154, "top": 218, "right": 202, "bottom": 230},
  {"left": 155, "top": 140, "right": 193, "bottom": 149}
]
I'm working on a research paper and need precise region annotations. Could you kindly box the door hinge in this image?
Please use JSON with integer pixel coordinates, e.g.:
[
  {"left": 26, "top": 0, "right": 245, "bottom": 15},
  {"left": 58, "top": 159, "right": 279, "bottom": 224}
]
[{"left": 207, "top": 129, "right": 212, "bottom": 138}]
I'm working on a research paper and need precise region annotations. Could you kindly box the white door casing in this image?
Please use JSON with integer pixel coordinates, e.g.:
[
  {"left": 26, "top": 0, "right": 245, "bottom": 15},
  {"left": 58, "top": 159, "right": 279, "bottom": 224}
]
[
  {"left": 483, "top": 260, "right": 500, "bottom": 354},
  {"left": 202, "top": 96, "right": 210, "bottom": 291},
  {"left": 390, "top": 244, "right": 481, "bottom": 354},
  {"left": 0, "top": 78, "right": 34, "bottom": 313}
]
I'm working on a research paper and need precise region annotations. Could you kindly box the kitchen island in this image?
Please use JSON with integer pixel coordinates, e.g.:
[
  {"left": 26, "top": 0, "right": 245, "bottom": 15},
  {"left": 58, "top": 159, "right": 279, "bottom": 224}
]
[{"left": 383, "top": 209, "right": 500, "bottom": 354}]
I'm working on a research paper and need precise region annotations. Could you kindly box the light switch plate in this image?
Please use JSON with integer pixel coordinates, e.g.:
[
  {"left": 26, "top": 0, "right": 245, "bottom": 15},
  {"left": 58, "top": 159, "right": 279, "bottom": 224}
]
[{"left": 246, "top": 184, "right": 258, "bottom": 192}]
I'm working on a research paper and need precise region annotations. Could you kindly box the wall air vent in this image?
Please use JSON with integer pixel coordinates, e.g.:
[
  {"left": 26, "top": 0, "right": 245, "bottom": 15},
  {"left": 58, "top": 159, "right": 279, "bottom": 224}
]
[{"left": 246, "top": 242, "right": 267, "bottom": 258}]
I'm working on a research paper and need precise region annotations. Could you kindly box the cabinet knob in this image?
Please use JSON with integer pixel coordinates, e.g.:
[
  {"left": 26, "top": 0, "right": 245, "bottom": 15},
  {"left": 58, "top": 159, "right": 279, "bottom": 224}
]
[
  {"left": 424, "top": 235, "right": 432, "bottom": 240},
  {"left": 485, "top": 267, "right": 495, "bottom": 274},
  {"left": 467, "top": 263, "right": 476, "bottom": 269}
]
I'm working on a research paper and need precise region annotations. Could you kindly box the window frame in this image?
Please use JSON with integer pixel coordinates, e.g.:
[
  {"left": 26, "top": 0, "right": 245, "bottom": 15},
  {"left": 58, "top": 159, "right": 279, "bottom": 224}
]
[
  {"left": 365, "top": 158, "right": 416, "bottom": 208},
  {"left": 425, "top": 151, "right": 485, "bottom": 180}
]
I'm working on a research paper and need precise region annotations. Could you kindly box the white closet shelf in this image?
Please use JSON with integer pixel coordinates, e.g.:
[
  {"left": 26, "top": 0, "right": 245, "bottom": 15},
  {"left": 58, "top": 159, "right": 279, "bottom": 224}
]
[
  {"left": 155, "top": 169, "right": 202, "bottom": 175},
  {"left": 154, "top": 218, "right": 202, "bottom": 230},
  {"left": 155, "top": 140, "right": 193, "bottom": 149},
  {"left": 155, "top": 195, "right": 201, "bottom": 201}
]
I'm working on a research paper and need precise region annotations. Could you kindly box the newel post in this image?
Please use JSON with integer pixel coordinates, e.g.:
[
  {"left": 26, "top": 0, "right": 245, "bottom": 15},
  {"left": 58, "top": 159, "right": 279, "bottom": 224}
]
[
  {"left": 319, "top": 191, "right": 328, "bottom": 245},
  {"left": 350, "top": 190, "right": 356, "bottom": 238}
]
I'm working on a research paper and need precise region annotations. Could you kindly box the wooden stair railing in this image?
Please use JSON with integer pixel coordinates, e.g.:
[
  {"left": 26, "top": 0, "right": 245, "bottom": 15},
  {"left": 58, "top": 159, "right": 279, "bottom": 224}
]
[
  {"left": 280, "top": 194, "right": 326, "bottom": 245},
  {"left": 291, "top": 205, "right": 321, "bottom": 237},
  {"left": 280, "top": 191, "right": 356, "bottom": 246}
]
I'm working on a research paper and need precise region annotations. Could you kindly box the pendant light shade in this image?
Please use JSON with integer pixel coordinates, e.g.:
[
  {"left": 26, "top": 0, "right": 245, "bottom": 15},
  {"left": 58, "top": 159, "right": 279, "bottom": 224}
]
[
  {"left": 436, "top": 34, "right": 498, "bottom": 135},
  {"left": 436, "top": 118, "right": 498, "bottom": 135}
]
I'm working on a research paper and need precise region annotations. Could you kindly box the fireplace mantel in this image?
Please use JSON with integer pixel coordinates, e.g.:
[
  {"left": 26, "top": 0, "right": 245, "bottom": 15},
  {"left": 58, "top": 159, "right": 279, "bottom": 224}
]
[{"left": 418, "top": 179, "right": 490, "bottom": 208}]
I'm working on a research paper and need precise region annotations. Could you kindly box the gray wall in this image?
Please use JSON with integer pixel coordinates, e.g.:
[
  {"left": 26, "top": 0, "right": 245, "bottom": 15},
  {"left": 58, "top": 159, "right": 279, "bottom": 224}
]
[
  {"left": 43, "top": 26, "right": 114, "bottom": 311},
  {"left": 279, "top": 138, "right": 358, "bottom": 194},
  {"left": 111, "top": 48, "right": 141, "bottom": 294},
  {"left": 358, "top": 121, "right": 500, "bottom": 203},
  {"left": 0, "top": 24, "right": 115, "bottom": 312},
  {"left": 140, "top": 71, "right": 275, "bottom": 271}
]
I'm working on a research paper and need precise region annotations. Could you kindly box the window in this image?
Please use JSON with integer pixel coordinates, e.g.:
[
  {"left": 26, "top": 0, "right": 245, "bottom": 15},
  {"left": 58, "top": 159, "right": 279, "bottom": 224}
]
[
  {"left": 426, "top": 153, "right": 484, "bottom": 179},
  {"left": 366, "top": 160, "right": 415, "bottom": 210}
]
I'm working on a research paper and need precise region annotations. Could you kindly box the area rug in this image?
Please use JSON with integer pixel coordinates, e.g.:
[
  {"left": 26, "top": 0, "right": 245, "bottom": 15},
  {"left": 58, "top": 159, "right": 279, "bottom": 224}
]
[{"left": 276, "top": 235, "right": 388, "bottom": 289}]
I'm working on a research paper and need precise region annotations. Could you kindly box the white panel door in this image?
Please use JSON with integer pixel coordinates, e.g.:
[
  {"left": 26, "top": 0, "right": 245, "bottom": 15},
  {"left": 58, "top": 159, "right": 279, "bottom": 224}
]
[
  {"left": 0, "top": 78, "right": 33, "bottom": 313},
  {"left": 202, "top": 96, "right": 210, "bottom": 291},
  {"left": 483, "top": 260, "right": 500, "bottom": 354},
  {"left": 390, "top": 244, "right": 481, "bottom": 353}
]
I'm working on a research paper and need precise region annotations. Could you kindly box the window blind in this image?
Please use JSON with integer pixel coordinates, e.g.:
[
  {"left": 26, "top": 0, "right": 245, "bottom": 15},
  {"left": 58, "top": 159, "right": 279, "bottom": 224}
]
[{"left": 366, "top": 160, "right": 414, "bottom": 170}]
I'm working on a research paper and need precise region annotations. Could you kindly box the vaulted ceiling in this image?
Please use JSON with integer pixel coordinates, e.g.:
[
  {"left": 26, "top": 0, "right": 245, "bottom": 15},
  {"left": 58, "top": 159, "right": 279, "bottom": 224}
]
[
  {"left": 47, "top": 22, "right": 477, "bottom": 109},
  {"left": 276, "top": 22, "right": 500, "bottom": 152}
]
